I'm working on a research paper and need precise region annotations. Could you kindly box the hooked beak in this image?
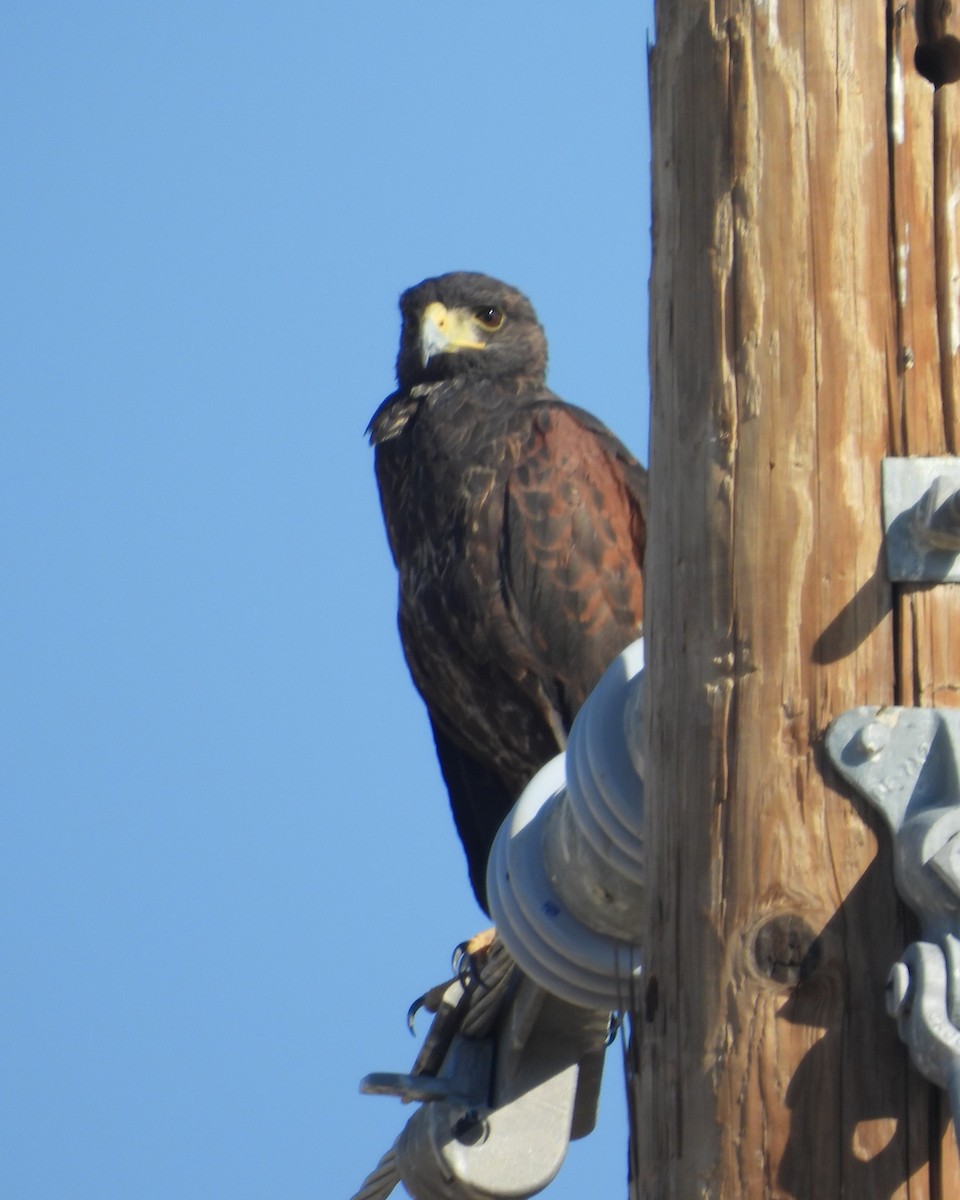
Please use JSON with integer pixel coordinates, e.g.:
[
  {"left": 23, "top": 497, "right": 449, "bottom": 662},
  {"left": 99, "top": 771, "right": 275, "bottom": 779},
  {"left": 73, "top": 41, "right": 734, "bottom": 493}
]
[{"left": 419, "top": 301, "right": 487, "bottom": 367}]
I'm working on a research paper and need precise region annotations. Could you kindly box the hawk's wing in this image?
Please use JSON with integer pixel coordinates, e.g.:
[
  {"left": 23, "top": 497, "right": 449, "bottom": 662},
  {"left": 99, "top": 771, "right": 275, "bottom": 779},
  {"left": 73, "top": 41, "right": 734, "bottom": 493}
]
[
  {"left": 398, "top": 396, "right": 646, "bottom": 910},
  {"left": 491, "top": 397, "right": 647, "bottom": 730}
]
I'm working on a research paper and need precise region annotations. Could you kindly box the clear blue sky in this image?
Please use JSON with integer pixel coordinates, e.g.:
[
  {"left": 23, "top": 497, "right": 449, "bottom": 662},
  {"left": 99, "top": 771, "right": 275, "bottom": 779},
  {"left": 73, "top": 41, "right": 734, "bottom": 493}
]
[{"left": 2, "top": 4, "right": 653, "bottom": 1196}]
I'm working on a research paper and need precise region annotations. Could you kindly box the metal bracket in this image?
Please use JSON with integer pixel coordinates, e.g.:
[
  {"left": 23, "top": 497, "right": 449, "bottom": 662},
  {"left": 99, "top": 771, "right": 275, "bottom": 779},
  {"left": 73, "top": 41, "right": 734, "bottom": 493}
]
[
  {"left": 825, "top": 706, "right": 960, "bottom": 1142},
  {"left": 882, "top": 456, "right": 960, "bottom": 581},
  {"left": 355, "top": 958, "right": 609, "bottom": 1200}
]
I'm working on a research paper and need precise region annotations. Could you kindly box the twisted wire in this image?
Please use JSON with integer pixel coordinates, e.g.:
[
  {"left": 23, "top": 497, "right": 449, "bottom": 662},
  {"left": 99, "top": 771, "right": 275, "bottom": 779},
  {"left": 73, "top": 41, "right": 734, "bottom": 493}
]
[{"left": 348, "top": 1143, "right": 400, "bottom": 1200}]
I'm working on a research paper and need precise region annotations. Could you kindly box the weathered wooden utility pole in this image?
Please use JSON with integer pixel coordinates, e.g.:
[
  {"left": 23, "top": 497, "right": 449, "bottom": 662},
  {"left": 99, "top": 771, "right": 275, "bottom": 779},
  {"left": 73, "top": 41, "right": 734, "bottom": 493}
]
[{"left": 635, "top": 3, "right": 960, "bottom": 1196}]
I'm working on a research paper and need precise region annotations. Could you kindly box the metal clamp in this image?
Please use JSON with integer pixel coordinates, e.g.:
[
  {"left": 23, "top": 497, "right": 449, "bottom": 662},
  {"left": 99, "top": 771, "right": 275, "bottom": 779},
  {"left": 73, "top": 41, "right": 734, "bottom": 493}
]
[
  {"left": 353, "top": 945, "right": 609, "bottom": 1200},
  {"left": 886, "top": 939, "right": 960, "bottom": 1143},
  {"left": 825, "top": 706, "right": 960, "bottom": 1142}
]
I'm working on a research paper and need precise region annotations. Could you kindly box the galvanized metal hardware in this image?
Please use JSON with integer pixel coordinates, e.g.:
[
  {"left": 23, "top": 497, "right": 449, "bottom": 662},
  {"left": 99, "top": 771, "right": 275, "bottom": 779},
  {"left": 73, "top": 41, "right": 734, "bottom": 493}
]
[
  {"left": 882, "top": 456, "right": 960, "bottom": 581},
  {"left": 885, "top": 940, "right": 960, "bottom": 1142},
  {"left": 825, "top": 706, "right": 960, "bottom": 1142},
  {"left": 352, "top": 941, "right": 609, "bottom": 1200}
]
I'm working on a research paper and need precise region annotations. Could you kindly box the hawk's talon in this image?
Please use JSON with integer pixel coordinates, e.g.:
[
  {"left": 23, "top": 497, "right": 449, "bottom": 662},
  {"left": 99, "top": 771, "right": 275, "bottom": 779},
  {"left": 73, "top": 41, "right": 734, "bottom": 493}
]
[{"left": 452, "top": 926, "right": 497, "bottom": 990}]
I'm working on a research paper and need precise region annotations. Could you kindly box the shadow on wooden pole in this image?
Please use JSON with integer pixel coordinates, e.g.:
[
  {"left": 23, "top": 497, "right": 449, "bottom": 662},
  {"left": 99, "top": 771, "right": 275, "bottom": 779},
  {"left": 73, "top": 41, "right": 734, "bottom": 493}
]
[{"left": 632, "top": 3, "right": 960, "bottom": 1196}]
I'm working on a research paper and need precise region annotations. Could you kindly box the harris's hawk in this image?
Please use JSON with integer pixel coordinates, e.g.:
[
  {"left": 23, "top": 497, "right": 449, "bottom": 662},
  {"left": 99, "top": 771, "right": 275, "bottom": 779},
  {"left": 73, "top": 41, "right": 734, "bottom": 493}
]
[{"left": 368, "top": 272, "right": 647, "bottom": 913}]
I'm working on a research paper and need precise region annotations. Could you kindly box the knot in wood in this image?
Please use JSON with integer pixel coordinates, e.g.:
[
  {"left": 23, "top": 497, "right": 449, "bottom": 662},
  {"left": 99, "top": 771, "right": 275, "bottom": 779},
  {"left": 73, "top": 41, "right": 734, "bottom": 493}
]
[{"left": 750, "top": 914, "right": 820, "bottom": 988}]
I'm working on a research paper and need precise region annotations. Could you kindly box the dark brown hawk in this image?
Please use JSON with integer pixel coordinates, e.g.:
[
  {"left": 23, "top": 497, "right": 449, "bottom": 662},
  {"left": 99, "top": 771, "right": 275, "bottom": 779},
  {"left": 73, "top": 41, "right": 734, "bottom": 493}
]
[{"left": 368, "top": 272, "right": 647, "bottom": 913}]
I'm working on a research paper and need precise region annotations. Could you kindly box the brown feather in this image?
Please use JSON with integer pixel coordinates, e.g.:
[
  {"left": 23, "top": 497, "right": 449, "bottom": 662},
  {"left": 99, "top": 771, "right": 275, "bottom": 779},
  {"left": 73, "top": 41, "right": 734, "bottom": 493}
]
[{"left": 369, "top": 273, "right": 646, "bottom": 911}]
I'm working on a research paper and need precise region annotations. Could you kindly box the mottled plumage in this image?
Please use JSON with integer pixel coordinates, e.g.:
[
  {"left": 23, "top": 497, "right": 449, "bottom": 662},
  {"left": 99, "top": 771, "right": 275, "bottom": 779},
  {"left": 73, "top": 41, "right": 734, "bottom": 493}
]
[{"left": 368, "top": 272, "right": 646, "bottom": 911}]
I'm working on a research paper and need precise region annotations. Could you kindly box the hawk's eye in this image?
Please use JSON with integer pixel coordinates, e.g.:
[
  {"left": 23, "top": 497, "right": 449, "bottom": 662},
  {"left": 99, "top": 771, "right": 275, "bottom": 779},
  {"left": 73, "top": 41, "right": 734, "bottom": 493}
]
[{"left": 474, "top": 306, "right": 505, "bottom": 331}]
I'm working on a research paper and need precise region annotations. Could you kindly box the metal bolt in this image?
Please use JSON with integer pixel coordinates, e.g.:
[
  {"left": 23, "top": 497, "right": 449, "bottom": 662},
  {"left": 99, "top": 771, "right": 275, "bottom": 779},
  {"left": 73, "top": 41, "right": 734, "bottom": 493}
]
[
  {"left": 914, "top": 475, "right": 960, "bottom": 551},
  {"left": 886, "top": 961, "right": 912, "bottom": 1018},
  {"left": 856, "top": 720, "right": 891, "bottom": 759}
]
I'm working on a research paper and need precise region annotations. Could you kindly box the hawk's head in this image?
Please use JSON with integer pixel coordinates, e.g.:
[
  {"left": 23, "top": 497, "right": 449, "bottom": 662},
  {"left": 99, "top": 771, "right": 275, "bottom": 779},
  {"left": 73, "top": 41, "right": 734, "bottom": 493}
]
[{"left": 395, "top": 272, "right": 548, "bottom": 391}]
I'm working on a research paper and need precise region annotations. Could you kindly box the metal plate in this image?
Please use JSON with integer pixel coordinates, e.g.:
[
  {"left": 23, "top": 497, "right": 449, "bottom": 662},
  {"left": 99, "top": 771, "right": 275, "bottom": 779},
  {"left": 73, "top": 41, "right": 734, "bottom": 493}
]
[{"left": 882, "top": 456, "right": 960, "bottom": 582}]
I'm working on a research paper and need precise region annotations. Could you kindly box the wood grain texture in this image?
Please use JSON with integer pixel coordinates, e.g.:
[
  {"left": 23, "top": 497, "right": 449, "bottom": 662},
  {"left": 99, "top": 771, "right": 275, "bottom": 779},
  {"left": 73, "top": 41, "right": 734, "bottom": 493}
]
[{"left": 636, "top": 2, "right": 960, "bottom": 1196}]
